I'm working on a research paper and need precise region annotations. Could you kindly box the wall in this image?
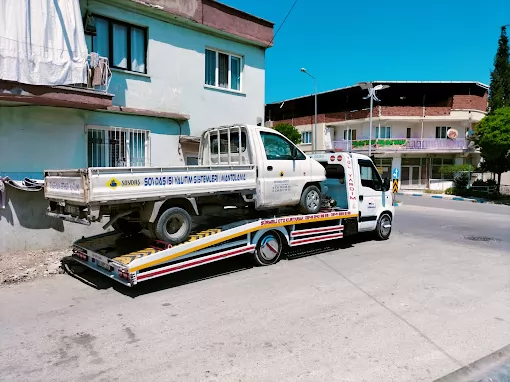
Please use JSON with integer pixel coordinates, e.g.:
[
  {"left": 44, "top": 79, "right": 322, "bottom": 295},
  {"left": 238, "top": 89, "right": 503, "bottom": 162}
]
[
  {"left": 0, "top": 106, "right": 183, "bottom": 179},
  {"left": 0, "top": 187, "right": 108, "bottom": 253},
  {"left": 0, "top": 107, "right": 87, "bottom": 179},
  {"left": 88, "top": 1, "right": 266, "bottom": 137},
  {"left": 0, "top": 106, "right": 183, "bottom": 252},
  {"left": 330, "top": 120, "right": 470, "bottom": 143}
]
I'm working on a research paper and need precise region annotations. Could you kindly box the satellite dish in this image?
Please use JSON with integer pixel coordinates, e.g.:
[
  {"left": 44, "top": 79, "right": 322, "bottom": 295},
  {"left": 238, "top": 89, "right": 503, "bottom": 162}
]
[{"left": 447, "top": 128, "right": 458, "bottom": 139}]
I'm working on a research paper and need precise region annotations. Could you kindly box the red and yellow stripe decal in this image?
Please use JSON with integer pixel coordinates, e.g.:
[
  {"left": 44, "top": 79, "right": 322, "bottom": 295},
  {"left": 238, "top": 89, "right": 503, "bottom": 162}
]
[{"left": 128, "top": 212, "right": 358, "bottom": 273}]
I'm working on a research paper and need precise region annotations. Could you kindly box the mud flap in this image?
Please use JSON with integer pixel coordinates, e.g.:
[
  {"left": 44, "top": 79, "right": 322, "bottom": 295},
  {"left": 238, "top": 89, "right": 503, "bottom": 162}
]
[{"left": 342, "top": 217, "right": 359, "bottom": 237}]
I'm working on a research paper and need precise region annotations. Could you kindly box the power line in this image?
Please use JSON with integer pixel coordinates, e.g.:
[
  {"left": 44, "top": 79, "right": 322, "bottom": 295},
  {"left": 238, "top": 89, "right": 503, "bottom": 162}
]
[{"left": 266, "top": 0, "right": 299, "bottom": 48}]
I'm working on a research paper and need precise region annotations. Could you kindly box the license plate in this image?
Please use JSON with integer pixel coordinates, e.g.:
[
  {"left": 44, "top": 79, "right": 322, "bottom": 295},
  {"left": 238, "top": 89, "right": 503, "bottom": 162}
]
[{"left": 97, "top": 260, "right": 110, "bottom": 270}]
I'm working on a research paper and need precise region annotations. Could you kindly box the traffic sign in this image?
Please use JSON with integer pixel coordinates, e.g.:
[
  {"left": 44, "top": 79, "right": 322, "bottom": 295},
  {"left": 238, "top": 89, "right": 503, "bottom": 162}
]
[
  {"left": 392, "top": 179, "right": 399, "bottom": 194},
  {"left": 392, "top": 167, "right": 400, "bottom": 179}
]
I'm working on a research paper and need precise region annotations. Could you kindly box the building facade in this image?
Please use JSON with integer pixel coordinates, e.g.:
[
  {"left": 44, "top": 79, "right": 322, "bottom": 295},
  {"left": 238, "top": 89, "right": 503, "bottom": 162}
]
[
  {"left": 0, "top": 0, "right": 273, "bottom": 252},
  {"left": 266, "top": 81, "right": 488, "bottom": 191}
]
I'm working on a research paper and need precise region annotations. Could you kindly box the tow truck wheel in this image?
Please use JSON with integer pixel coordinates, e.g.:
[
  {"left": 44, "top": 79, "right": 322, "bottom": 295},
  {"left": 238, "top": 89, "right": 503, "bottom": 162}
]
[
  {"left": 374, "top": 213, "right": 392, "bottom": 240},
  {"left": 299, "top": 185, "right": 321, "bottom": 214},
  {"left": 112, "top": 218, "right": 142, "bottom": 236},
  {"left": 253, "top": 231, "right": 283, "bottom": 266},
  {"left": 155, "top": 207, "right": 192, "bottom": 244}
]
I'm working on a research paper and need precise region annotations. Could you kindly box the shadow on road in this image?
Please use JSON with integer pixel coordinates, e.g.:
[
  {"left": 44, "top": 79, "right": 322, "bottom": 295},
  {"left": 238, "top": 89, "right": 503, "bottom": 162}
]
[{"left": 63, "top": 233, "right": 375, "bottom": 298}]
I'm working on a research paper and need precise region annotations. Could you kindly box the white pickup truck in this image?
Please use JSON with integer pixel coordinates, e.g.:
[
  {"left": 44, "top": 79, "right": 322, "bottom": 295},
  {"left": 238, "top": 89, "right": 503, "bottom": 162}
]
[{"left": 45, "top": 124, "right": 327, "bottom": 244}]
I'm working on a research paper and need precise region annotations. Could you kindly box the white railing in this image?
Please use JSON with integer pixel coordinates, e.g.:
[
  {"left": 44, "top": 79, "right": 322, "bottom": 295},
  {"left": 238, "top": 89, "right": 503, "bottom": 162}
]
[
  {"left": 333, "top": 138, "right": 469, "bottom": 152},
  {"left": 69, "top": 53, "right": 112, "bottom": 93}
]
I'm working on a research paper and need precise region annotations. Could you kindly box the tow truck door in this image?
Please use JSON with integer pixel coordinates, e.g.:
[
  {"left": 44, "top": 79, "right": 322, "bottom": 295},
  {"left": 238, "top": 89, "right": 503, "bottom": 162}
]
[{"left": 356, "top": 158, "right": 383, "bottom": 231}]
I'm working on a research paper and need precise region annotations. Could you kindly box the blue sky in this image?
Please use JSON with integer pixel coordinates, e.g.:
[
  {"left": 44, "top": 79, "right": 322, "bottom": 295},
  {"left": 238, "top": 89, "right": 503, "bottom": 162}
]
[{"left": 221, "top": 0, "right": 510, "bottom": 104}]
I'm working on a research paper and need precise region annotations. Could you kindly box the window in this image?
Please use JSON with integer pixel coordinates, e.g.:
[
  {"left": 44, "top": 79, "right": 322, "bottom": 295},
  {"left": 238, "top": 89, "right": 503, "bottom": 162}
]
[
  {"left": 436, "top": 126, "right": 449, "bottom": 139},
  {"left": 205, "top": 49, "right": 242, "bottom": 91},
  {"left": 406, "top": 128, "right": 412, "bottom": 139},
  {"left": 374, "top": 158, "right": 392, "bottom": 179},
  {"left": 185, "top": 155, "right": 199, "bottom": 165},
  {"left": 210, "top": 131, "right": 247, "bottom": 154},
  {"left": 358, "top": 159, "right": 382, "bottom": 190},
  {"left": 87, "top": 15, "right": 147, "bottom": 73},
  {"left": 260, "top": 132, "right": 305, "bottom": 160},
  {"left": 375, "top": 126, "right": 391, "bottom": 139},
  {"left": 87, "top": 127, "right": 149, "bottom": 167},
  {"left": 301, "top": 131, "right": 312, "bottom": 144},
  {"left": 431, "top": 157, "right": 455, "bottom": 179},
  {"left": 343, "top": 129, "right": 357, "bottom": 140}
]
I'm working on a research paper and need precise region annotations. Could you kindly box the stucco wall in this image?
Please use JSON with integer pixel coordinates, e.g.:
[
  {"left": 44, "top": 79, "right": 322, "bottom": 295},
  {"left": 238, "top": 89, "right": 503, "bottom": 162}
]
[
  {"left": 0, "top": 187, "right": 108, "bottom": 253},
  {"left": 88, "top": 1, "right": 266, "bottom": 137},
  {"left": 0, "top": 106, "right": 183, "bottom": 253},
  {"left": 0, "top": 106, "right": 183, "bottom": 180}
]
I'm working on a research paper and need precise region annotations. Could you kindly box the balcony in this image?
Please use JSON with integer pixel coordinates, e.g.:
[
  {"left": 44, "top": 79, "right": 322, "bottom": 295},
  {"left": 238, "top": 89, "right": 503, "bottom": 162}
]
[
  {"left": 333, "top": 138, "right": 470, "bottom": 152},
  {"left": 0, "top": 54, "right": 113, "bottom": 110},
  {"left": 66, "top": 54, "right": 112, "bottom": 94}
]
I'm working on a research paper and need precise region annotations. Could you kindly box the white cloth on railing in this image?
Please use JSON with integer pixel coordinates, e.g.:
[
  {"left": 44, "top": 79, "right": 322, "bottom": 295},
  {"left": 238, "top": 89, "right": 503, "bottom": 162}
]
[{"left": 0, "top": 0, "right": 88, "bottom": 86}]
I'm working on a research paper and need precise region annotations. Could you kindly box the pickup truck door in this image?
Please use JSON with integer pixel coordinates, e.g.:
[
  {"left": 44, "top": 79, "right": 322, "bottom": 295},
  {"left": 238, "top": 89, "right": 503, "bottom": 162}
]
[
  {"left": 357, "top": 159, "right": 383, "bottom": 231},
  {"left": 257, "top": 131, "right": 308, "bottom": 208}
]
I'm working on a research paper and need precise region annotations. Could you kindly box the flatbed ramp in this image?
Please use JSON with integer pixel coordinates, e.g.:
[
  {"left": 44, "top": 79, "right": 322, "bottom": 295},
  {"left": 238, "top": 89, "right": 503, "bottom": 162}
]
[{"left": 70, "top": 210, "right": 358, "bottom": 286}]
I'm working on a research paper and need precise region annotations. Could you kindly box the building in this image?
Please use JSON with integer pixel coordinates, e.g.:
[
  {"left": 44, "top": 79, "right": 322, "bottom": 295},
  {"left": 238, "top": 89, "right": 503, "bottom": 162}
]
[
  {"left": 265, "top": 81, "right": 489, "bottom": 191},
  {"left": 0, "top": 0, "right": 273, "bottom": 252}
]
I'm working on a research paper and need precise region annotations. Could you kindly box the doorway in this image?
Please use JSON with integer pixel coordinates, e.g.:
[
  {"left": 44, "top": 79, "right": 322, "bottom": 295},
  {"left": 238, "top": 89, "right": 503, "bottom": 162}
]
[{"left": 401, "top": 166, "right": 421, "bottom": 186}]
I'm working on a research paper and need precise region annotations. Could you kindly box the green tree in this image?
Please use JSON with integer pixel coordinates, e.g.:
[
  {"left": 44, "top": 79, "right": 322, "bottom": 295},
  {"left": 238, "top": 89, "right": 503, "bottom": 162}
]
[
  {"left": 273, "top": 123, "right": 301, "bottom": 144},
  {"left": 473, "top": 107, "right": 510, "bottom": 189},
  {"left": 488, "top": 26, "right": 510, "bottom": 111}
]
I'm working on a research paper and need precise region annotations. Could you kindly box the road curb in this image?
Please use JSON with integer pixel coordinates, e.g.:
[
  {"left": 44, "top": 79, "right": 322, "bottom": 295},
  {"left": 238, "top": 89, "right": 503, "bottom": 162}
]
[{"left": 396, "top": 192, "right": 485, "bottom": 204}]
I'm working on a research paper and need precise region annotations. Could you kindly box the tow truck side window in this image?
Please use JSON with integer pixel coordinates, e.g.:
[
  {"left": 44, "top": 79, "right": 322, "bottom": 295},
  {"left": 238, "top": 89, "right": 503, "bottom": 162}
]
[
  {"left": 260, "top": 131, "right": 305, "bottom": 161},
  {"left": 358, "top": 159, "right": 382, "bottom": 190}
]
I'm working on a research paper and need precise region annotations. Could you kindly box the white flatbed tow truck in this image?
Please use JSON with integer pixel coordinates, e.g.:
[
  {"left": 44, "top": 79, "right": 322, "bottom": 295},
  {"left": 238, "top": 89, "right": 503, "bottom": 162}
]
[{"left": 68, "top": 152, "right": 395, "bottom": 287}]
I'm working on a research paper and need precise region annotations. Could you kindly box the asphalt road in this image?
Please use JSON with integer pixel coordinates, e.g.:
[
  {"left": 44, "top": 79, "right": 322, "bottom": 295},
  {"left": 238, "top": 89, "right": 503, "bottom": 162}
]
[{"left": 0, "top": 201, "right": 509, "bottom": 382}]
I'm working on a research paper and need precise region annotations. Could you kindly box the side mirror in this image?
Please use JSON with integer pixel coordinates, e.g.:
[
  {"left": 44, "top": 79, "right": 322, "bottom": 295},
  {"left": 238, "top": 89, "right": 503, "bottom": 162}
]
[{"left": 383, "top": 177, "right": 390, "bottom": 191}]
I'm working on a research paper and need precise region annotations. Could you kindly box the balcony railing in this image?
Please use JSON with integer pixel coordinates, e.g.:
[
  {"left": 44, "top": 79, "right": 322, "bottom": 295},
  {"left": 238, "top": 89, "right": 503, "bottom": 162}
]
[
  {"left": 68, "top": 53, "right": 112, "bottom": 93},
  {"left": 333, "top": 138, "right": 470, "bottom": 152}
]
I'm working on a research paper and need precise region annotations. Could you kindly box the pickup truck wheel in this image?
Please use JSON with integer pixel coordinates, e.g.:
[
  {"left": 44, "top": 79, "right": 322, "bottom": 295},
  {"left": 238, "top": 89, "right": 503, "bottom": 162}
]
[
  {"left": 374, "top": 213, "right": 392, "bottom": 240},
  {"left": 155, "top": 207, "right": 192, "bottom": 244},
  {"left": 299, "top": 185, "right": 321, "bottom": 214},
  {"left": 112, "top": 218, "right": 142, "bottom": 236},
  {"left": 253, "top": 231, "right": 282, "bottom": 266}
]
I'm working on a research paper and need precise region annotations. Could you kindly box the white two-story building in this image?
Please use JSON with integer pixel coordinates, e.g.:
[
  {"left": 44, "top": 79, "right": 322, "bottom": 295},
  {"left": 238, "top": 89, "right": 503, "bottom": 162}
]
[
  {"left": 0, "top": 0, "right": 273, "bottom": 252},
  {"left": 266, "top": 81, "right": 489, "bottom": 191}
]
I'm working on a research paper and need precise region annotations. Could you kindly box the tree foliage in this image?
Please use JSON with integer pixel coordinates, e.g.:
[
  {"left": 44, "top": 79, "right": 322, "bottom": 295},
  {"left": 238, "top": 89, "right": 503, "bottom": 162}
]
[
  {"left": 273, "top": 123, "right": 301, "bottom": 144},
  {"left": 438, "top": 164, "right": 475, "bottom": 178},
  {"left": 473, "top": 107, "right": 510, "bottom": 188},
  {"left": 488, "top": 26, "right": 510, "bottom": 111}
]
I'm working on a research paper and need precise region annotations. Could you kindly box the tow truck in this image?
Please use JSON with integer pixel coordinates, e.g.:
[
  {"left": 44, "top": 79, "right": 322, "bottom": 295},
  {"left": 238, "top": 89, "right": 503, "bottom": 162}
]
[{"left": 69, "top": 151, "right": 394, "bottom": 287}]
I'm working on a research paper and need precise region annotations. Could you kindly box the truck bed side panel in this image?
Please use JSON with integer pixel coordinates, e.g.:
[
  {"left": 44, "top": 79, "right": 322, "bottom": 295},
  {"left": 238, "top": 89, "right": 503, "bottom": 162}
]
[{"left": 87, "top": 166, "right": 257, "bottom": 202}]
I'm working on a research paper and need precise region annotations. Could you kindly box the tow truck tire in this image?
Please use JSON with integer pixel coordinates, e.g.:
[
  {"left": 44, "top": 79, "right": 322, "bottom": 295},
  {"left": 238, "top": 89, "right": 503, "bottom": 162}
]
[
  {"left": 112, "top": 218, "right": 142, "bottom": 236},
  {"left": 155, "top": 207, "right": 192, "bottom": 244},
  {"left": 253, "top": 231, "right": 283, "bottom": 266},
  {"left": 299, "top": 185, "right": 321, "bottom": 214},
  {"left": 374, "top": 213, "right": 392, "bottom": 240}
]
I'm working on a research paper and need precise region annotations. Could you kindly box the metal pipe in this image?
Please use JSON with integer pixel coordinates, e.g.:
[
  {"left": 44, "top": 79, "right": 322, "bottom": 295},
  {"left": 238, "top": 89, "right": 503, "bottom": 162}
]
[
  {"left": 314, "top": 79, "right": 317, "bottom": 152},
  {"left": 369, "top": 95, "right": 374, "bottom": 156}
]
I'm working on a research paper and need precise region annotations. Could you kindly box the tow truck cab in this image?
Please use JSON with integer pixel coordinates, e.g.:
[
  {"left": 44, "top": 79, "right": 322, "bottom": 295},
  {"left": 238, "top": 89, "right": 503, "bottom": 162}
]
[{"left": 308, "top": 152, "right": 394, "bottom": 237}]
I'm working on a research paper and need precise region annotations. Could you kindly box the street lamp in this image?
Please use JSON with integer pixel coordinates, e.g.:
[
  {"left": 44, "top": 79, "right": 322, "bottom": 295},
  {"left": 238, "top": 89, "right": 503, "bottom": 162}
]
[
  {"left": 300, "top": 68, "right": 317, "bottom": 152},
  {"left": 358, "top": 82, "right": 390, "bottom": 156}
]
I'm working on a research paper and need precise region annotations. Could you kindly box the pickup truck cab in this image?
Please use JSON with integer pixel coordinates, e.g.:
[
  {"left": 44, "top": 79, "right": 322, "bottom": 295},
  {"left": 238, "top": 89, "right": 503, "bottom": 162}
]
[{"left": 45, "top": 124, "right": 326, "bottom": 244}]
